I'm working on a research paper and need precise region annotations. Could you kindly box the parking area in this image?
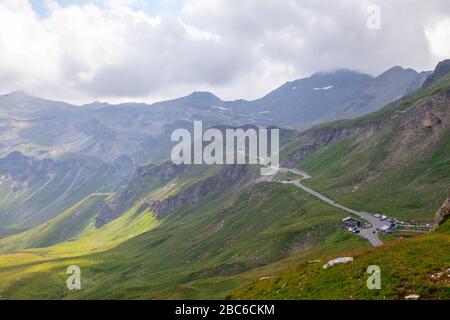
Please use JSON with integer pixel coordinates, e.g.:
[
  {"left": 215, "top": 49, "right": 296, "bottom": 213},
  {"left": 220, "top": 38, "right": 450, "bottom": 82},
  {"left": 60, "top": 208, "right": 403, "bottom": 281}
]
[{"left": 342, "top": 214, "right": 434, "bottom": 239}]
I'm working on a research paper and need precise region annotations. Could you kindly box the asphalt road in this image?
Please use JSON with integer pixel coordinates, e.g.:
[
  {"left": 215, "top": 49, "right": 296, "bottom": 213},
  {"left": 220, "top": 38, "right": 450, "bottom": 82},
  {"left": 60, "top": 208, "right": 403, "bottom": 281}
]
[{"left": 278, "top": 168, "right": 389, "bottom": 247}]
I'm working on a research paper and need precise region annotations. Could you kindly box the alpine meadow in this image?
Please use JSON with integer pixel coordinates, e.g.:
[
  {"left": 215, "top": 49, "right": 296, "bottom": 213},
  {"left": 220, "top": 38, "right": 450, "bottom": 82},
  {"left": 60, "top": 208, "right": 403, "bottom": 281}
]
[{"left": 0, "top": 0, "right": 449, "bottom": 311}]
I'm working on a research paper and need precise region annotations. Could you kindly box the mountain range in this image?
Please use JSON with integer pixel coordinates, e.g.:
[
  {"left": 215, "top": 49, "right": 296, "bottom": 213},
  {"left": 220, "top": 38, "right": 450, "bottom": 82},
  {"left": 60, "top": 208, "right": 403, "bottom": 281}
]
[
  {"left": 232, "top": 67, "right": 431, "bottom": 127},
  {"left": 0, "top": 64, "right": 431, "bottom": 231},
  {"left": 0, "top": 60, "right": 448, "bottom": 300}
]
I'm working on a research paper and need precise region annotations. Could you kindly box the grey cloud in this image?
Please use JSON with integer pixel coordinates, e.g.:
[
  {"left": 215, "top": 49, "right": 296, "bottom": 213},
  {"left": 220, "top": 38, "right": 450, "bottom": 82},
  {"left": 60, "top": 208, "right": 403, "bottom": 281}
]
[{"left": 1, "top": 0, "right": 450, "bottom": 103}]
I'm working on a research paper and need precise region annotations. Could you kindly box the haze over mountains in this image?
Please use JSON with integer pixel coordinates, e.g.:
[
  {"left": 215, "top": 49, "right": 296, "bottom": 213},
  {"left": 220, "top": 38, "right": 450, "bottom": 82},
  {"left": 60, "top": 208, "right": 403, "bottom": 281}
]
[{"left": 0, "top": 64, "right": 431, "bottom": 162}]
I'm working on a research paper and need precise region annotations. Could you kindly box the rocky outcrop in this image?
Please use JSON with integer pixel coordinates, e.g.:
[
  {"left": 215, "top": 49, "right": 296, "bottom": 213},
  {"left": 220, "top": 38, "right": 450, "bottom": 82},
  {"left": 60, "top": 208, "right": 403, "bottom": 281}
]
[
  {"left": 144, "top": 165, "right": 250, "bottom": 219},
  {"left": 283, "top": 82, "right": 450, "bottom": 171},
  {"left": 97, "top": 163, "right": 252, "bottom": 226},
  {"left": 281, "top": 121, "right": 384, "bottom": 168},
  {"left": 435, "top": 196, "right": 450, "bottom": 226},
  {"left": 383, "top": 92, "right": 450, "bottom": 168},
  {"left": 96, "top": 161, "right": 189, "bottom": 226}
]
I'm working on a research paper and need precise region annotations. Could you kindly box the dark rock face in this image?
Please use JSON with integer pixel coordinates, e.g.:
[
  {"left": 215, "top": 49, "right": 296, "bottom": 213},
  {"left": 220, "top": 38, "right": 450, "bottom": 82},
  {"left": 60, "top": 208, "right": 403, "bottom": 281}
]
[
  {"left": 423, "top": 59, "right": 450, "bottom": 88},
  {"left": 96, "top": 161, "right": 188, "bottom": 227},
  {"left": 281, "top": 121, "right": 384, "bottom": 168},
  {"left": 97, "top": 163, "right": 251, "bottom": 226},
  {"left": 383, "top": 91, "right": 450, "bottom": 168},
  {"left": 435, "top": 196, "right": 450, "bottom": 226},
  {"left": 145, "top": 165, "right": 249, "bottom": 219}
]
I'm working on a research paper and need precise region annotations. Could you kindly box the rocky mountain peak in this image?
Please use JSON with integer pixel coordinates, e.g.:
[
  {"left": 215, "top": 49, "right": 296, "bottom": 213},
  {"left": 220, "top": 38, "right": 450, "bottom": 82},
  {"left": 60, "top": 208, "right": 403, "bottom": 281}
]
[
  {"left": 151, "top": 91, "right": 223, "bottom": 109},
  {"left": 377, "top": 66, "right": 418, "bottom": 79},
  {"left": 184, "top": 91, "right": 223, "bottom": 106},
  {"left": 187, "top": 91, "right": 220, "bottom": 100}
]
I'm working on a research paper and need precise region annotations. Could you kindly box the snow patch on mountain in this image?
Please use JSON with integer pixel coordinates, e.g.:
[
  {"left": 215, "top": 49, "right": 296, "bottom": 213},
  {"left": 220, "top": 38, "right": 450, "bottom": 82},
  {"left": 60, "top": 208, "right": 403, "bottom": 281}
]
[{"left": 313, "top": 85, "right": 334, "bottom": 91}]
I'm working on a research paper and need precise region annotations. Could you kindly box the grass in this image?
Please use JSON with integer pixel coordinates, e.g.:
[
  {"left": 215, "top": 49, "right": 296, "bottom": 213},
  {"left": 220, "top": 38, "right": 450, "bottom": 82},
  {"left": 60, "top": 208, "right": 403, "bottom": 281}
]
[
  {"left": 0, "top": 201, "right": 160, "bottom": 298},
  {"left": 0, "top": 182, "right": 367, "bottom": 299},
  {"left": 297, "top": 128, "right": 450, "bottom": 222},
  {"left": 231, "top": 220, "right": 450, "bottom": 300},
  {"left": 0, "top": 155, "right": 127, "bottom": 230},
  {"left": 0, "top": 194, "right": 110, "bottom": 253},
  {"left": 289, "top": 76, "right": 450, "bottom": 222}
]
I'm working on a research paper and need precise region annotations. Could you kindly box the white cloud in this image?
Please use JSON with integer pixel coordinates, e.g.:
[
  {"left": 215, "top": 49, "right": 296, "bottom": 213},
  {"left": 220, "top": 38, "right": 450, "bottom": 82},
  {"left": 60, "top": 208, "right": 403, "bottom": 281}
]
[
  {"left": 180, "top": 19, "right": 221, "bottom": 42},
  {"left": 0, "top": 0, "right": 450, "bottom": 104},
  {"left": 426, "top": 19, "right": 450, "bottom": 60}
]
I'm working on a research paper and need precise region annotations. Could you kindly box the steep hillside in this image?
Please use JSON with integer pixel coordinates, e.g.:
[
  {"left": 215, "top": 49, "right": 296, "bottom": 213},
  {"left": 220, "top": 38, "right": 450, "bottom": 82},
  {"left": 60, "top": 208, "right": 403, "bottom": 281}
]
[
  {"left": 96, "top": 162, "right": 257, "bottom": 226},
  {"left": 0, "top": 152, "right": 130, "bottom": 230},
  {"left": 0, "top": 158, "right": 260, "bottom": 254},
  {"left": 0, "top": 202, "right": 160, "bottom": 262},
  {"left": 0, "top": 194, "right": 109, "bottom": 253},
  {"left": 336, "top": 67, "right": 431, "bottom": 119},
  {"left": 0, "top": 181, "right": 365, "bottom": 299},
  {"left": 281, "top": 71, "right": 450, "bottom": 221}
]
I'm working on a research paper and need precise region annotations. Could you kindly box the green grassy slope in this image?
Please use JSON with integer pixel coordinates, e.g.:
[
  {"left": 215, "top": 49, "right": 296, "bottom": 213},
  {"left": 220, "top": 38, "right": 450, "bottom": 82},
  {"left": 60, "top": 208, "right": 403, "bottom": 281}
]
[
  {"left": 14, "top": 204, "right": 159, "bottom": 259},
  {"left": 287, "top": 74, "right": 450, "bottom": 222},
  {"left": 0, "top": 162, "right": 243, "bottom": 256},
  {"left": 0, "top": 194, "right": 109, "bottom": 253},
  {"left": 0, "top": 154, "right": 128, "bottom": 230},
  {"left": 0, "top": 203, "right": 161, "bottom": 298},
  {"left": 0, "top": 182, "right": 366, "bottom": 299},
  {"left": 231, "top": 220, "right": 450, "bottom": 300},
  {"left": 299, "top": 133, "right": 450, "bottom": 221}
]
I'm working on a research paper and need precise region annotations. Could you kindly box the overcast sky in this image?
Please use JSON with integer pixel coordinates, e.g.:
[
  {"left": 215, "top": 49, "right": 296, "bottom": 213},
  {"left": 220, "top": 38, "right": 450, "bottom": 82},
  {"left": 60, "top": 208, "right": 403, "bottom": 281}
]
[{"left": 1, "top": 0, "right": 450, "bottom": 104}]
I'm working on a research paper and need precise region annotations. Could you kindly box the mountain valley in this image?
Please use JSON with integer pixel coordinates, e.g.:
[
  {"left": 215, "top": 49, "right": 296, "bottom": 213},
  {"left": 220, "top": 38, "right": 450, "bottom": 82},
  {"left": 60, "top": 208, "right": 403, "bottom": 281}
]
[{"left": 0, "top": 61, "right": 449, "bottom": 300}]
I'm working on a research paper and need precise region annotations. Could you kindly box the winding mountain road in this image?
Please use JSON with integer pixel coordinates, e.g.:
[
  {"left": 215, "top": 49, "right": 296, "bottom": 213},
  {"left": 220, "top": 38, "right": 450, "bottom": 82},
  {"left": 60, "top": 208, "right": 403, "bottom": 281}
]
[{"left": 277, "top": 168, "right": 389, "bottom": 247}]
